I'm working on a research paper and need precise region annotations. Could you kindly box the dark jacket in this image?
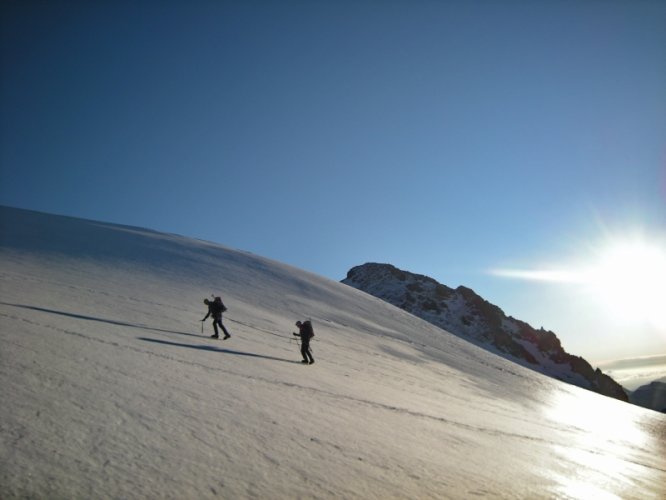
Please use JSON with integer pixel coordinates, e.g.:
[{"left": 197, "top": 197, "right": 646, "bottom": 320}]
[
  {"left": 295, "top": 320, "right": 314, "bottom": 342},
  {"left": 203, "top": 300, "right": 226, "bottom": 320}
]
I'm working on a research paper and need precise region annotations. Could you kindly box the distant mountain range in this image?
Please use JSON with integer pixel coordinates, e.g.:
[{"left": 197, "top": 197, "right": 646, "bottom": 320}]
[
  {"left": 630, "top": 382, "right": 666, "bottom": 413},
  {"left": 342, "top": 263, "right": 628, "bottom": 403}
]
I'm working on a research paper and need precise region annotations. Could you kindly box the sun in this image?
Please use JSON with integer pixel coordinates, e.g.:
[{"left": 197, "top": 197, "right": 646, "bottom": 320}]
[
  {"left": 582, "top": 239, "right": 666, "bottom": 327},
  {"left": 492, "top": 234, "right": 666, "bottom": 328}
]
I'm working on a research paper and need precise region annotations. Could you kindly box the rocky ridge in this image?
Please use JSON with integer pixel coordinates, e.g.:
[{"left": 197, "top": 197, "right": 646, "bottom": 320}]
[{"left": 342, "top": 263, "right": 628, "bottom": 402}]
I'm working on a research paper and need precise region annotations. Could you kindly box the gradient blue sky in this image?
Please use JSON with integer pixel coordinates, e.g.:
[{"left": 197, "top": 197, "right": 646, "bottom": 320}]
[{"left": 2, "top": 0, "right": 665, "bottom": 363}]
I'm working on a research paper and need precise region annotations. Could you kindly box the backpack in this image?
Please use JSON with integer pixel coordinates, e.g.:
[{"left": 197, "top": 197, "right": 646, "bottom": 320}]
[
  {"left": 303, "top": 320, "right": 314, "bottom": 339},
  {"left": 214, "top": 296, "right": 228, "bottom": 313}
]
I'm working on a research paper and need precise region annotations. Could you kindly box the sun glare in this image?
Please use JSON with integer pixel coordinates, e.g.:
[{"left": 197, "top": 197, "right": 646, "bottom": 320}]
[
  {"left": 584, "top": 240, "right": 666, "bottom": 326},
  {"left": 545, "top": 387, "right": 650, "bottom": 499},
  {"left": 492, "top": 234, "right": 666, "bottom": 328}
]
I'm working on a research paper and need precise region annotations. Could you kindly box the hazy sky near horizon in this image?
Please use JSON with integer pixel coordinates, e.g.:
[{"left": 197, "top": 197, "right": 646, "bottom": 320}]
[{"left": 2, "top": 0, "right": 665, "bottom": 363}]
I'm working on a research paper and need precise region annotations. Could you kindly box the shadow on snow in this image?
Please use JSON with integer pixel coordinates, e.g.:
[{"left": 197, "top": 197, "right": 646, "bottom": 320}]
[
  {"left": 1, "top": 302, "right": 299, "bottom": 365},
  {"left": 2, "top": 302, "right": 204, "bottom": 338},
  {"left": 138, "top": 337, "right": 299, "bottom": 364}
]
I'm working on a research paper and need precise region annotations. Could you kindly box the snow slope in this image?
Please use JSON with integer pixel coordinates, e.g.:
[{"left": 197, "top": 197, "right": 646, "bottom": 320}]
[{"left": 1, "top": 206, "right": 665, "bottom": 499}]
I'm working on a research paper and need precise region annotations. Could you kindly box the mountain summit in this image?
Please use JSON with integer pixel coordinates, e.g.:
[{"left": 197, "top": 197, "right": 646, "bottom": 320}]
[{"left": 342, "top": 263, "right": 627, "bottom": 402}]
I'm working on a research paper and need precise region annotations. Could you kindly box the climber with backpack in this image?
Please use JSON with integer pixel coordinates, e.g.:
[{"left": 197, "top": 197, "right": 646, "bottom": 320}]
[
  {"left": 293, "top": 320, "right": 315, "bottom": 364},
  {"left": 202, "top": 296, "right": 231, "bottom": 339}
]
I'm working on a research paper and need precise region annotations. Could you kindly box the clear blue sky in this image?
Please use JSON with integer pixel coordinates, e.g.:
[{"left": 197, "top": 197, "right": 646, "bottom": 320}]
[{"left": 2, "top": 0, "right": 665, "bottom": 362}]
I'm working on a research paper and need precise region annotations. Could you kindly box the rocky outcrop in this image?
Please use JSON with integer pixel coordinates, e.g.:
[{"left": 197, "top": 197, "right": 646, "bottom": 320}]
[{"left": 343, "top": 263, "right": 628, "bottom": 403}]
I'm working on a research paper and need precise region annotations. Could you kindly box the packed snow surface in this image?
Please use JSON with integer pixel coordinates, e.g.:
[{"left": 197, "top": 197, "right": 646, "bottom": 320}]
[{"left": 1, "top": 206, "right": 665, "bottom": 499}]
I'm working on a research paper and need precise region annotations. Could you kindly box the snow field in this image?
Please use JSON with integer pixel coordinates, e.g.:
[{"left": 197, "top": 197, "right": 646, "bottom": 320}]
[{"left": 1, "top": 207, "right": 665, "bottom": 498}]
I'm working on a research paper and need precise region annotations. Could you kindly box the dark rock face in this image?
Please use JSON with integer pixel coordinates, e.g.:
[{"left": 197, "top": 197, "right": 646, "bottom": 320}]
[{"left": 343, "top": 263, "right": 628, "bottom": 403}]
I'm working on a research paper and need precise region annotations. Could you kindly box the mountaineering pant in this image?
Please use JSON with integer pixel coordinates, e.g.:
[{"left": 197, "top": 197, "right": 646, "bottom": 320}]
[
  {"left": 301, "top": 340, "right": 314, "bottom": 363},
  {"left": 213, "top": 317, "right": 230, "bottom": 337}
]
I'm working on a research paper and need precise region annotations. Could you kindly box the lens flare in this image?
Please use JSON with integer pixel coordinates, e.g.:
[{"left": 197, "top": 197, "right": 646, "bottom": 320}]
[
  {"left": 584, "top": 240, "right": 666, "bottom": 327},
  {"left": 491, "top": 235, "right": 666, "bottom": 328}
]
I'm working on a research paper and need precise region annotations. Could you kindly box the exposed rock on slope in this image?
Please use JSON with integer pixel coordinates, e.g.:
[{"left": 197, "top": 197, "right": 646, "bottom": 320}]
[{"left": 343, "top": 263, "right": 627, "bottom": 402}]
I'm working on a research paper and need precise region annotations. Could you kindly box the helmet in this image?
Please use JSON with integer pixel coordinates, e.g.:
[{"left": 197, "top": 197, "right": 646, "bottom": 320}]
[
  {"left": 295, "top": 321, "right": 302, "bottom": 327},
  {"left": 203, "top": 299, "right": 210, "bottom": 305}
]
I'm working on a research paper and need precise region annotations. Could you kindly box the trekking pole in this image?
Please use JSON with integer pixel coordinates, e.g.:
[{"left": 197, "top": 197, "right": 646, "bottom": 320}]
[{"left": 201, "top": 320, "right": 204, "bottom": 334}]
